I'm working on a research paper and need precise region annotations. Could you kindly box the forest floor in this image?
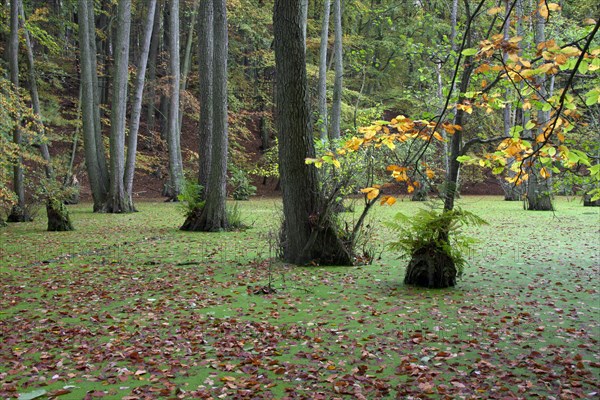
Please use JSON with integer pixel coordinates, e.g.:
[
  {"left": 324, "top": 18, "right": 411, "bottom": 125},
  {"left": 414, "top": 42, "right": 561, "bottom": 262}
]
[{"left": 1, "top": 197, "right": 598, "bottom": 399}]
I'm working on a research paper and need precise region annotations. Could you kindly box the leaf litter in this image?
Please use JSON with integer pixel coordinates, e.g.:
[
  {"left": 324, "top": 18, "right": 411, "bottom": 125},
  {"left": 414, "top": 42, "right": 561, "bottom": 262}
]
[{"left": 0, "top": 198, "right": 598, "bottom": 398}]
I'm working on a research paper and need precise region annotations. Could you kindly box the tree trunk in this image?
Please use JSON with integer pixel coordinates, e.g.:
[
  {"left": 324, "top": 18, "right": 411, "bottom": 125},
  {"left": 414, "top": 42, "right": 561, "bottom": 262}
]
[
  {"left": 146, "top": 0, "right": 161, "bottom": 134},
  {"left": 7, "top": 0, "right": 28, "bottom": 223},
  {"left": 46, "top": 199, "right": 74, "bottom": 231},
  {"left": 104, "top": 0, "right": 133, "bottom": 213},
  {"left": 181, "top": 0, "right": 214, "bottom": 231},
  {"left": 583, "top": 194, "right": 600, "bottom": 207},
  {"left": 329, "top": 0, "right": 343, "bottom": 141},
  {"left": 20, "top": 0, "right": 74, "bottom": 230},
  {"left": 178, "top": 0, "right": 200, "bottom": 133},
  {"left": 125, "top": 0, "right": 158, "bottom": 208},
  {"left": 301, "top": 0, "right": 308, "bottom": 49},
  {"left": 500, "top": 0, "right": 522, "bottom": 201},
  {"left": 526, "top": 5, "right": 553, "bottom": 211},
  {"left": 404, "top": 243, "right": 457, "bottom": 288},
  {"left": 196, "top": 0, "right": 228, "bottom": 231},
  {"left": 79, "top": 0, "right": 109, "bottom": 211},
  {"left": 164, "top": 0, "right": 184, "bottom": 200},
  {"left": 274, "top": 0, "right": 351, "bottom": 266},
  {"left": 317, "top": 0, "right": 331, "bottom": 141}
]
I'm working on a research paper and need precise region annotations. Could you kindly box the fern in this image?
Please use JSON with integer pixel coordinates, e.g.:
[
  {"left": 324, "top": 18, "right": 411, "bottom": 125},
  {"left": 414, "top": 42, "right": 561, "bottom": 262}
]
[{"left": 386, "top": 204, "right": 487, "bottom": 276}]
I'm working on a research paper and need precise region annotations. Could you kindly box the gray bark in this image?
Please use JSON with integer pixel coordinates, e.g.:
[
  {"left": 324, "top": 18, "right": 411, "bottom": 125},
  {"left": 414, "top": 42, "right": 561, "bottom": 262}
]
[
  {"left": 88, "top": 0, "right": 108, "bottom": 183},
  {"left": 526, "top": 5, "right": 553, "bottom": 211},
  {"left": 105, "top": 0, "right": 133, "bottom": 213},
  {"left": 165, "top": 0, "right": 184, "bottom": 200},
  {"left": 146, "top": 0, "right": 161, "bottom": 134},
  {"left": 499, "top": 0, "right": 521, "bottom": 201},
  {"left": 198, "top": 0, "right": 229, "bottom": 231},
  {"left": 436, "top": 62, "right": 450, "bottom": 174},
  {"left": 20, "top": 1, "right": 73, "bottom": 229},
  {"left": 450, "top": 0, "right": 458, "bottom": 52},
  {"left": 301, "top": 0, "right": 308, "bottom": 48},
  {"left": 180, "top": 0, "right": 214, "bottom": 231},
  {"left": 198, "top": 0, "right": 214, "bottom": 193},
  {"left": 274, "top": 0, "right": 351, "bottom": 265},
  {"left": 317, "top": 0, "right": 331, "bottom": 141},
  {"left": 178, "top": 0, "right": 200, "bottom": 133},
  {"left": 78, "top": 0, "right": 109, "bottom": 211},
  {"left": 330, "top": 0, "right": 343, "bottom": 141},
  {"left": 125, "top": 0, "right": 158, "bottom": 207},
  {"left": 7, "top": 0, "right": 28, "bottom": 222}
]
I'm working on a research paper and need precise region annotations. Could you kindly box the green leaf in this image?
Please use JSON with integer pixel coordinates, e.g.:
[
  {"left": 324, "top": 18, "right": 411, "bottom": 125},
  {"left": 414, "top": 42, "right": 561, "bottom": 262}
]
[
  {"left": 510, "top": 125, "right": 523, "bottom": 138},
  {"left": 572, "top": 150, "right": 591, "bottom": 166},
  {"left": 457, "top": 155, "right": 473, "bottom": 163},
  {"left": 578, "top": 61, "right": 589, "bottom": 74},
  {"left": 461, "top": 48, "right": 478, "bottom": 56},
  {"left": 18, "top": 390, "right": 47, "bottom": 400},
  {"left": 525, "top": 120, "right": 536, "bottom": 130}
]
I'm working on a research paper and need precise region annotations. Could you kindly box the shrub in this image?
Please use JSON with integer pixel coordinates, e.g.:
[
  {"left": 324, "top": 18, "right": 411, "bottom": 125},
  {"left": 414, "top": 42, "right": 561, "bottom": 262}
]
[
  {"left": 386, "top": 204, "right": 487, "bottom": 287},
  {"left": 230, "top": 167, "right": 257, "bottom": 201},
  {"left": 177, "top": 178, "right": 204, "bottom": 218}
]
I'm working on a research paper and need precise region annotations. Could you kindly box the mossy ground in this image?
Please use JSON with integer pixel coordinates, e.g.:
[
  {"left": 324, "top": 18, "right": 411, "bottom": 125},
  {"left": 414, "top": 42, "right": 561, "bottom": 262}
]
[{"left": 1, "top": 197, "right": 598, "bottom": 399}]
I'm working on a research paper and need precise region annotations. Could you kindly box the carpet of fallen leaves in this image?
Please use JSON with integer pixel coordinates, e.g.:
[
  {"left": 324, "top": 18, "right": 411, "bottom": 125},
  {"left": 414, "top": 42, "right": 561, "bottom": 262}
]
[{"left": 1, "top": 198, "right": 598, "bottom": 399}]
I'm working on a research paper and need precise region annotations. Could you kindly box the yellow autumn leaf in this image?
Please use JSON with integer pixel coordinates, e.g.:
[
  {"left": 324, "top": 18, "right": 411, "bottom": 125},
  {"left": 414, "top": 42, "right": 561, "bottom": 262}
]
[
  {"left": 487, "top": 6, "right": 503, "bottom": 15},
  {"left": 540, "top": 167, "right": 550, "bottom": 179},
  {"left": 554, "top": 53, "right": 567, "bottom": 65},
  {"left": 547, "top": 3, "right": 560, "bottom": 11},
  {"left": 360, "top": 187, "right": 380, "bottom": 200},
  {"left": 538, "top": 3, "right": 549, "bottom": 19},
  {"left": 509, "top": 36, "right": 523, "bottom": 43},
  {"left": 380, "top": 196, "right": 397, "bottom": 206},
  {"left": 407, "top": 185, "right": 415, "bottom": 194},
  {"left": 426, "top": 169, "right": 435, "bottom": 179}
]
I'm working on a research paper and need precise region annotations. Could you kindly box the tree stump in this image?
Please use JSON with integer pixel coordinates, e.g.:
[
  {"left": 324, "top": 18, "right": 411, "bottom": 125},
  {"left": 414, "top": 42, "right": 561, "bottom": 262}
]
[
  {"left": 404, "top": 244, "right": 457, "bottom": 288},
  {"left": 7, "top": 205, "right": 31, "bottom": 222},
  {"left": 47, "top": 200, "right": 73, "bottom": 231},
  {"left": 583, "top": 194, "right": 600, "bottom": 207}
]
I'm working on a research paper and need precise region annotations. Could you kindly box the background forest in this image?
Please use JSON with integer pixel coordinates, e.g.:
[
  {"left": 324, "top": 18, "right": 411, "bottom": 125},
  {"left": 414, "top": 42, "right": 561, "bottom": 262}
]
[{"left": 1, "top": 0, "right": 597, "bottom": 223}]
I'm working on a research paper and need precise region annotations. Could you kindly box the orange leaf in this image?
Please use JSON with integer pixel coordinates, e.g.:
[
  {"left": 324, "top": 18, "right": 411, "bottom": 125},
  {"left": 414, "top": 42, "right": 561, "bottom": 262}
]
[{"left": 380, "top": 196, "right": 397, "bottom": 206}]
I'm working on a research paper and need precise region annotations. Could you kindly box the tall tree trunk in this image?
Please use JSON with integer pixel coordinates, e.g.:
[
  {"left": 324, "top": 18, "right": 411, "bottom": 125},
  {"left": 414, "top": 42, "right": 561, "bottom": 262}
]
[
  {"left": 329, "top": 0, "right": 343, "bottom": 141},
  {"left": 104, "top": 0, "right": 133, "bottom": 213},
  {"left": 317, "top": 0, "right": 331, "bottom": 141},
  {"left": 274, "top": 0, "right": 351, "bottom": 265},
  {"left": 165, "top": 0, "right": 184, "bottom": 200},
  {"left": 301, "top": 0, "right": 308, "bottom": 48},
  {"left": 7, "top": 0, "right": 28, "bottom": 222},
  {"left": 125, "top": 0, "right": 158, "bottom": 208},
  {"left": 499, "top": 0, "right": 522, "bottom": 201},
  {"left": 181, "top": 0, "right": 214, "bottom": 231},
  {"left": 146, "top": 0, "right": 161, "bottom": 135},
  {"left": 20, "top": 1, "right": 73, "bottom": 230},
  {"left": 195, "top": 0, "right": 228, "bottom": 231},
  {"left": 526, "top": 3, "right": 553, "bottom": 211},
  {"left": 435, "top": 62, "right": 450, "bottom": 175},
  {"left": 78, "top": 0, "right": 109, "bottom": 211},
  {"left": 178, "top": 0, "right": 200, "bottom": 133},
  {"left": 450, "top": 0, "right": 458, "bottom": 52}
]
